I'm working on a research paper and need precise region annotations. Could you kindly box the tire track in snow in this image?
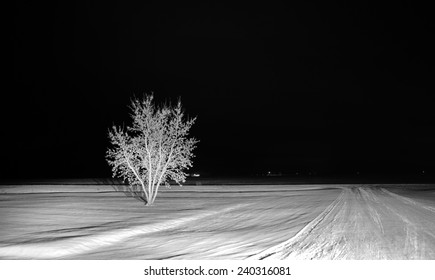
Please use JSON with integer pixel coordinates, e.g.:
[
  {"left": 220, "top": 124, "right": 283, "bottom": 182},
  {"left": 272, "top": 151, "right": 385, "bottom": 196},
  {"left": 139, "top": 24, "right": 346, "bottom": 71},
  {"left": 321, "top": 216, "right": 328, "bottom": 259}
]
[
  {"left": 0, "top": 203, "right": 251, "bottom": 259},
  {"left": 246, "top": 189, "right": 345, "bottom": 259},
  {"left": 248, "top": 186, "right": 435, "bottom": 259},
  {"left": 360, "top": 188, "right": 384, "bottom": 234},
  {"left": 381, "top": 188, "right": 435, "bottom": 213}
]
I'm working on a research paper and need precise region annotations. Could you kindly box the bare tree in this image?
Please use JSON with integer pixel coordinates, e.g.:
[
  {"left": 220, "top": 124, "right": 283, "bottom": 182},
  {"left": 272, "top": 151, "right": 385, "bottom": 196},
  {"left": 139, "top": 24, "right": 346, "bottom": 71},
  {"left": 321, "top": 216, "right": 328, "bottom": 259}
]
[{"left": 106, "top": 94, "right": 198, "bottom": 206}]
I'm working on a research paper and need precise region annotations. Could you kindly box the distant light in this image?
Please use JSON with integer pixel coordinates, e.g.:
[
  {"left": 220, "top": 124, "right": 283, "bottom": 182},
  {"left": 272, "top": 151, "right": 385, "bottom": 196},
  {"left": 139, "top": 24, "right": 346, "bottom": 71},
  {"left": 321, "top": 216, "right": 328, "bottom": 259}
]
[
  {"left": 422, "top": 170, "right": 425, "bottom": 174},
  {"left": 193, "top": 173, "right": 200, "bottom": 177}
]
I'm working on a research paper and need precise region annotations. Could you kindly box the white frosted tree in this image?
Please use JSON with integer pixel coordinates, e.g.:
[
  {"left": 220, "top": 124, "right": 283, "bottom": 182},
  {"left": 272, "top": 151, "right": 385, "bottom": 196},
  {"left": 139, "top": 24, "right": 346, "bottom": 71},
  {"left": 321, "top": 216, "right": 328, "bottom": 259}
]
[{"left": 106, "top": 94, "right": 198, "bottom": 206}]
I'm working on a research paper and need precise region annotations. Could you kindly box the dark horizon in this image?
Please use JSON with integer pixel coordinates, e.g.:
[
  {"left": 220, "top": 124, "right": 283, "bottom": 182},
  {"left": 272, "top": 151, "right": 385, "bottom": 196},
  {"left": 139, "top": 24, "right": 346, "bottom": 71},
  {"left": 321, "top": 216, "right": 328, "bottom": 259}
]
[{"left": 7, "top": 2, "right": 434, "bottom": 181}]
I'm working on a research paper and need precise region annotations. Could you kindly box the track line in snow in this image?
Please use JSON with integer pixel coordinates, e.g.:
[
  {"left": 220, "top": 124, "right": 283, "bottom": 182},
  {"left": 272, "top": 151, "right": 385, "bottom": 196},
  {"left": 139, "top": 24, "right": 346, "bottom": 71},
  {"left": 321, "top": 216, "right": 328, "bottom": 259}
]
[
  {"left": 246, "top": 189, "right": 345, "bottom": 259},
  {"left": 248, "top": 186, "right": 435, "bottom": 260},
  {"left": 381, "top": 188, "right": 435, "bottom": 213}
]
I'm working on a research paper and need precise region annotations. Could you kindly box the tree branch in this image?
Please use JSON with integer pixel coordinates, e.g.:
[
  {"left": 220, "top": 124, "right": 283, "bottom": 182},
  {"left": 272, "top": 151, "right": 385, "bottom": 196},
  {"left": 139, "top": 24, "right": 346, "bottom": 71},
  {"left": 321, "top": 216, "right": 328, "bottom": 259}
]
[
  {"left": 153, "top": 140, "right": 175, "bottom": 202},
  {"left": 124, "top": 153, "right": 149, "bottom": 202}
]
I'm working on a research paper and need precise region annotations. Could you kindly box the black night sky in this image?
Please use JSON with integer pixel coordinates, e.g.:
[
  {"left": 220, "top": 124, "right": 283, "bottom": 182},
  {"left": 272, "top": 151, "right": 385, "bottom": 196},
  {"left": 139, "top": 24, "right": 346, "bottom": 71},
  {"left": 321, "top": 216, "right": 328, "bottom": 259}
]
[{"left": 8, "top": 2, "right": 434, "bottom": 180}]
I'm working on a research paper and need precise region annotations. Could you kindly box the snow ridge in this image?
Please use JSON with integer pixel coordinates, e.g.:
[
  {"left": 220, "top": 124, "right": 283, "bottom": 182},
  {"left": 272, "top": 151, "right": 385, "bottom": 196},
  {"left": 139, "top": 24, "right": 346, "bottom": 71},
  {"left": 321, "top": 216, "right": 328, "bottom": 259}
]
[{"left": 0, "top": 203, "right": 250, "bottom": 259}]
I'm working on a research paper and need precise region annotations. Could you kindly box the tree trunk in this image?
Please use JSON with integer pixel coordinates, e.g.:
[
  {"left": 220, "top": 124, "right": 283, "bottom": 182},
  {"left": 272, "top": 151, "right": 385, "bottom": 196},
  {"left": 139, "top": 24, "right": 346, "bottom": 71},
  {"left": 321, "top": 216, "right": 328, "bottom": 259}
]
[{"left": 146, "top": 195, "right": 156, "bottom": 206}]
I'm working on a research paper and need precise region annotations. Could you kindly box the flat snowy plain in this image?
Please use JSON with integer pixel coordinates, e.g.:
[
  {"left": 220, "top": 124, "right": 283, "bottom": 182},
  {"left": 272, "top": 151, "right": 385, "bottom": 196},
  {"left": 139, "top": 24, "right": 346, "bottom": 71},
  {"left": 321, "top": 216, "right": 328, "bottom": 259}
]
[{"left": 0, "top": 179, "right": 434, "bottom": 259}]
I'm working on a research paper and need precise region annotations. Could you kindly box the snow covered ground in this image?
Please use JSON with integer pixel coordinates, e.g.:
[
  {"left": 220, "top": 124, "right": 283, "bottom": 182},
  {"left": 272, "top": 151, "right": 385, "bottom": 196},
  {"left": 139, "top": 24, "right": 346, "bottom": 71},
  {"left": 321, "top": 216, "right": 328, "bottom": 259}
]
[{"left": 0, "top": 181, "right": 434, "bottom": 259}]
